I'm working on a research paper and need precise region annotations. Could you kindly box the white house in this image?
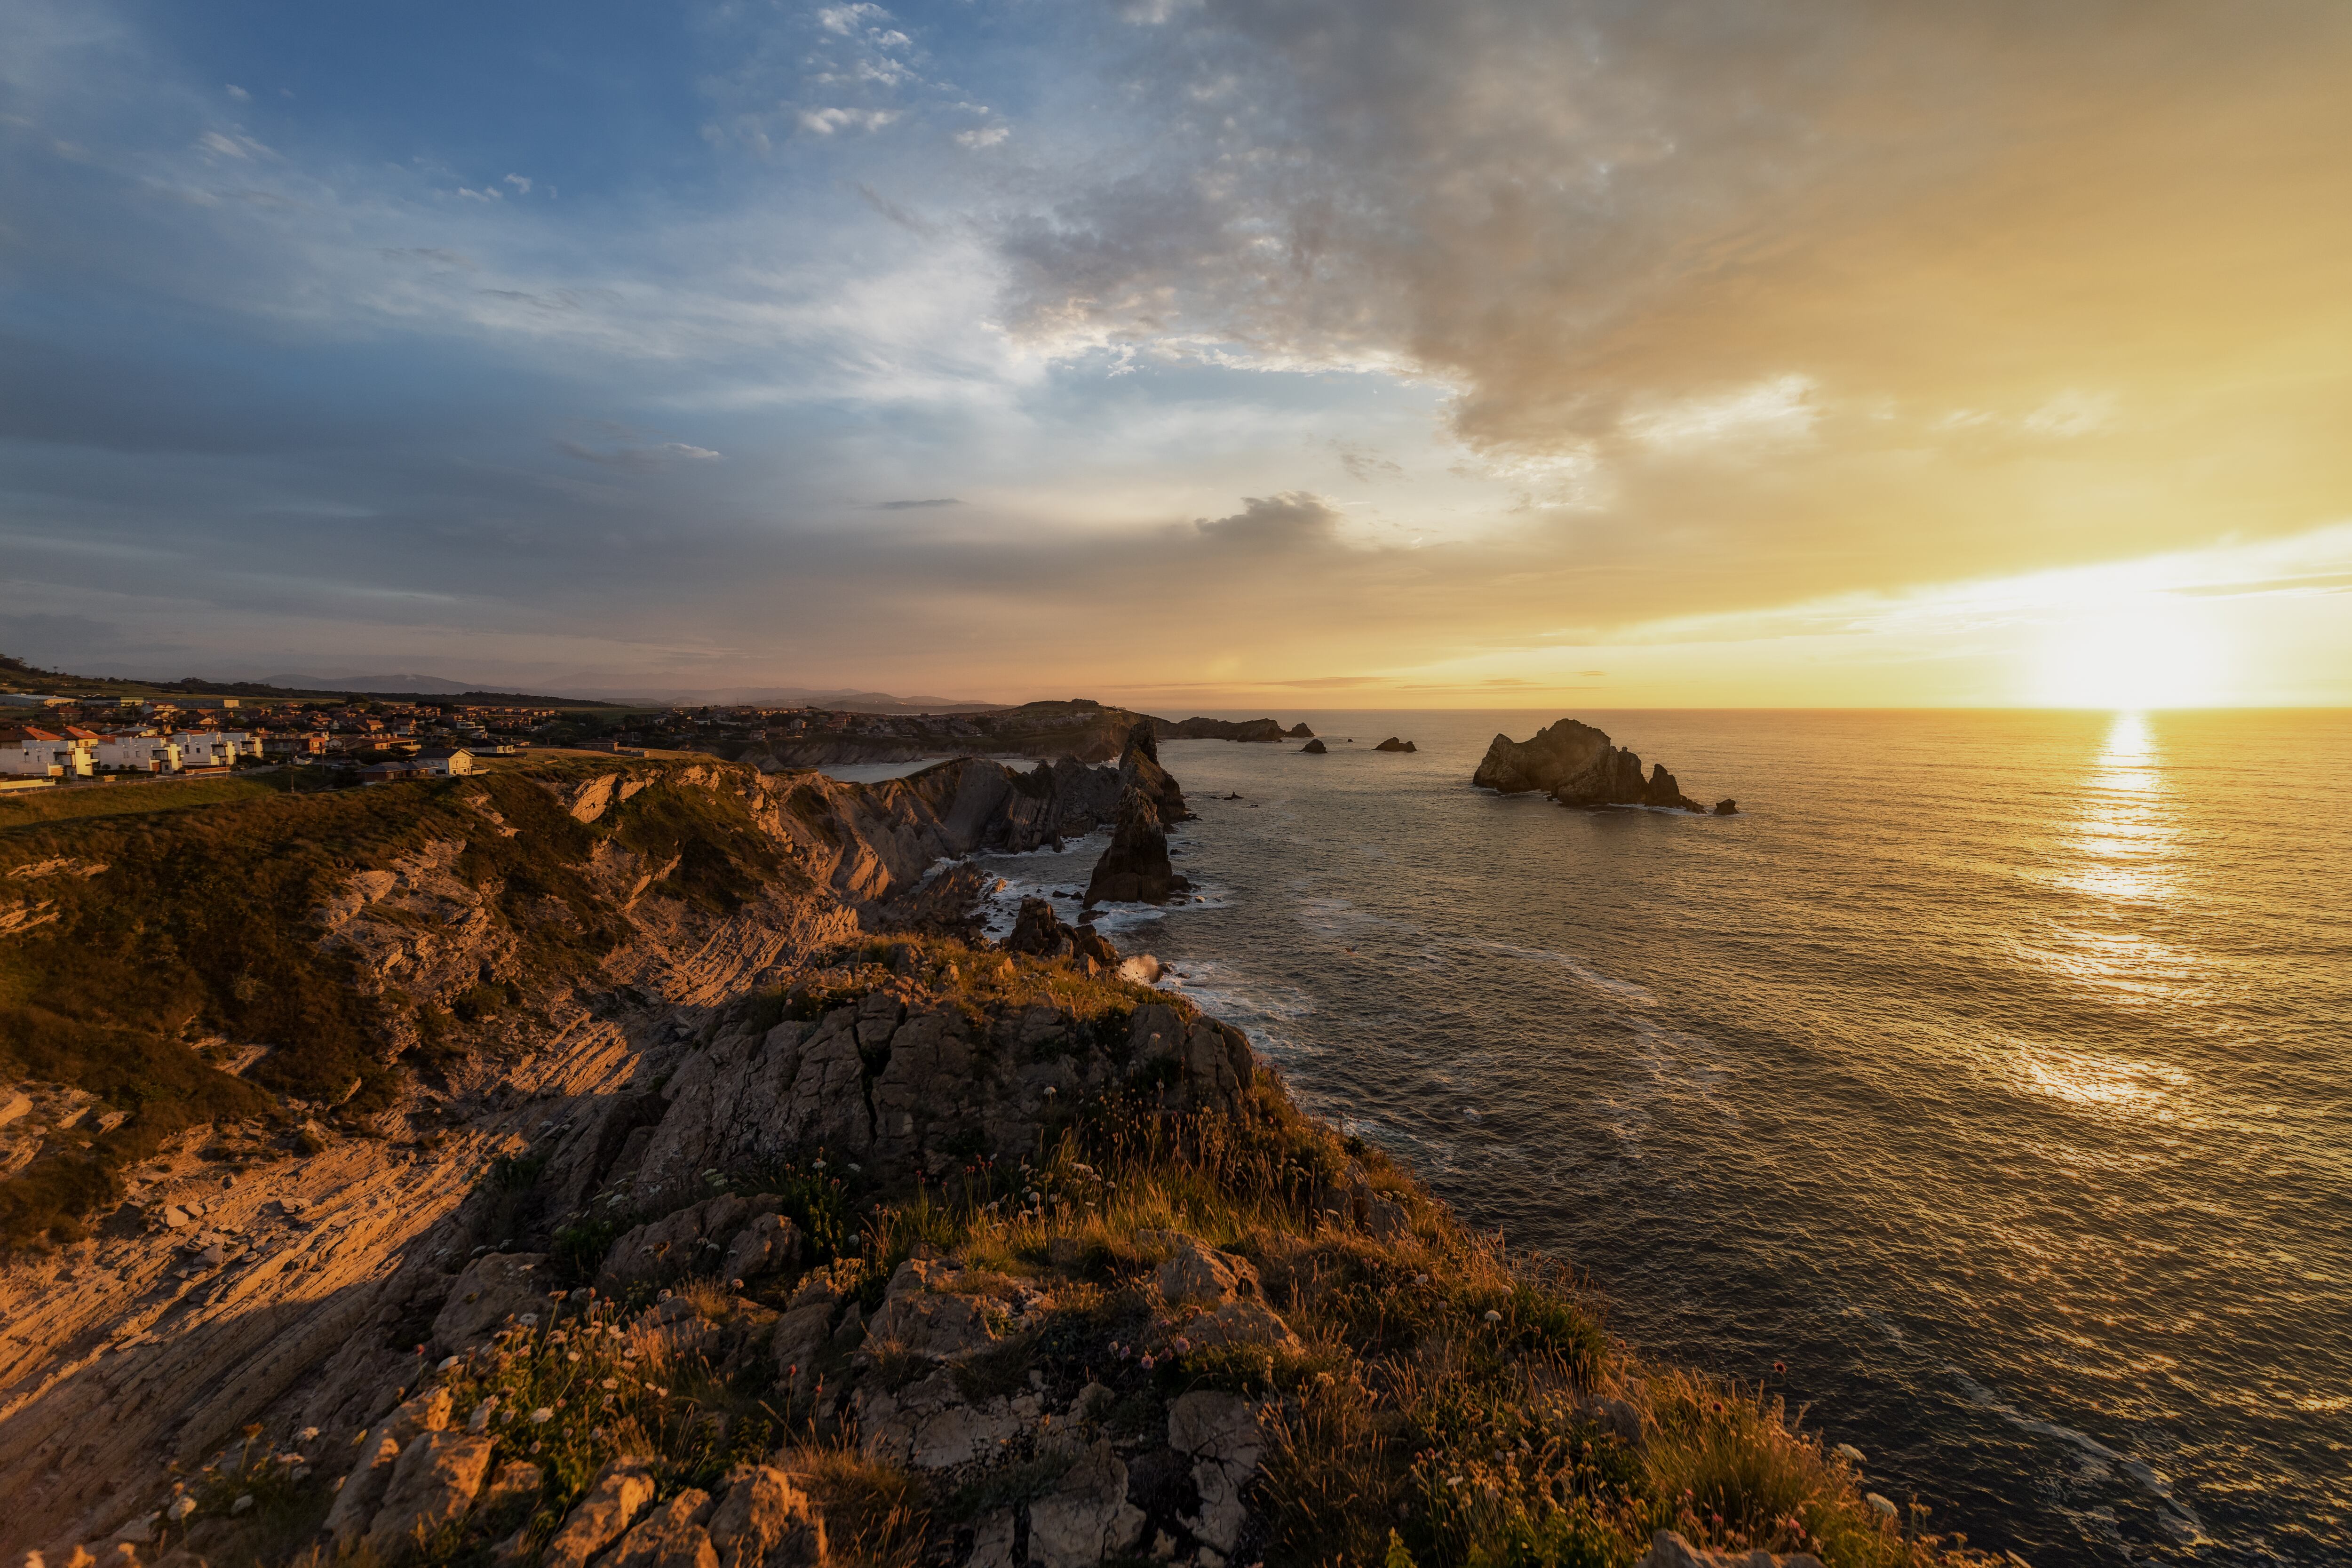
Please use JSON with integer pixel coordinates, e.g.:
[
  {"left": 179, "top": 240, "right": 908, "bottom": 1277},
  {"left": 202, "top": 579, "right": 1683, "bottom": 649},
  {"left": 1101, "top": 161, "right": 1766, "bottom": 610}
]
[
  {"left": 90, "top": 732, "right": 183, "bottom": 773},
  {"left": 170, "top": 730, "right": 259, "bottom": 767},
  {"left": 0, "top": 726, "right": 93, "bottom": 778},
  {"left": 412, "top": 747, "right": 477, "bottom": 776}
]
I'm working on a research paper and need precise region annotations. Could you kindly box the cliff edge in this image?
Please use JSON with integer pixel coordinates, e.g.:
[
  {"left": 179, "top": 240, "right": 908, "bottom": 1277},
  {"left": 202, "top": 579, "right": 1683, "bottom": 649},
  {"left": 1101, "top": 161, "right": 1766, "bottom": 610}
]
[{"left": 0, "top": 753, "right": 1967, "bottom": 1568}]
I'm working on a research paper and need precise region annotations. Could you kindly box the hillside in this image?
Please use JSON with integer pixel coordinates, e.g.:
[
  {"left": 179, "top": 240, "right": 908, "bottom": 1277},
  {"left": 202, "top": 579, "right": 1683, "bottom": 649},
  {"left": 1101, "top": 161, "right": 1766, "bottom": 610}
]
[
  {"left": 0, "top": 652, "right": 615, "bottom": 709},
  {"left": 0, "top": 751, "right": 1995, "bottom": 1568}
]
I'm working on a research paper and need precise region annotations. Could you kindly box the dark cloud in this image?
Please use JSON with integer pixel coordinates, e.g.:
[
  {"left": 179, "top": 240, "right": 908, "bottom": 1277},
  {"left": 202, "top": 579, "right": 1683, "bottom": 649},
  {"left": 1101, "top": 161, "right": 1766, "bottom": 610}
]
[{"left": 1194, "top": 491, "right": 1342, "bottom": 549}]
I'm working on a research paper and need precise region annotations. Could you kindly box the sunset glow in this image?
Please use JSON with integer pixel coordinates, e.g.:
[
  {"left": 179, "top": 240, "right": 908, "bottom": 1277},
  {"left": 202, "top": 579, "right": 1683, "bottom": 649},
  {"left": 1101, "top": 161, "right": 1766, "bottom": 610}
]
[{"left": 3, "top": 1, "right": 2349, "bottom": 706}]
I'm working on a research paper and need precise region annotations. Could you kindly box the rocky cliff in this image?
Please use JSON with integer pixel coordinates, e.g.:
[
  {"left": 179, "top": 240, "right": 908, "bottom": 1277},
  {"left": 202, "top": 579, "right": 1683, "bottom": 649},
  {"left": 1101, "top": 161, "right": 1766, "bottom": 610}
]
[
  {"left": 1471, "top": 718, "right": 1708, "bottom": 812},
  {"left": 0, "top": 752, "right": 1967, "bottom": 1568}
]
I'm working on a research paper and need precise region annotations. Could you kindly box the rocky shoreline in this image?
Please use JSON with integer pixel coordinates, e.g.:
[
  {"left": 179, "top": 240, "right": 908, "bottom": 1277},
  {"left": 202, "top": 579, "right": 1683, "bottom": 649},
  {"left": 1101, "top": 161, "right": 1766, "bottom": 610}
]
[{"left": 0, "top": 740, "right": 1977, "bottom": 1568}]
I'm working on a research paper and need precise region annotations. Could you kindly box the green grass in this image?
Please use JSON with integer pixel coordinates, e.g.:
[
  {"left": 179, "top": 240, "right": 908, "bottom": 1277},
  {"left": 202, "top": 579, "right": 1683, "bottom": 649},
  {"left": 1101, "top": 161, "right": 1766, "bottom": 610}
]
[{"left": 0, "top": 772, "right": 295, "bottom": 834}]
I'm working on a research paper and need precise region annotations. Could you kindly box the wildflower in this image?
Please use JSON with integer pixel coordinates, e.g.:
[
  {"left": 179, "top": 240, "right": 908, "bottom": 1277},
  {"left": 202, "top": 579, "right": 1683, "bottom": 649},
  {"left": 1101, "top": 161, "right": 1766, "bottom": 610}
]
[
  {"left": 600, "top": 1378, "right": 618, "bottom": 1391},
  {"left": 1483, "top": 1310, "right": 1502, "bottom": 1324},
  {"left": 437, "top": 1355, "right": 461, "bottom": 1371},
  {"left": 1414, "top": 1274, "right": 1430, "bottom": 1286},
  {"left": 1141, "top": 1354, "right": 1155, "bottom": 1369},
  {"left": 567, "top": 1352, "right": 581, "bottom": 1363},
  {"left": 530, "top": 1408, "right": 554, "bottom": 1424},
  {"left": 1867, "top": 1494, "right": 1897, "bottom": 1519},
  {"left": 1173, "top": 1337, "right": 1191, "bottom": 1353},
  {"left": 299, "top": 1427, "right": 319, "bottom": 1441}
]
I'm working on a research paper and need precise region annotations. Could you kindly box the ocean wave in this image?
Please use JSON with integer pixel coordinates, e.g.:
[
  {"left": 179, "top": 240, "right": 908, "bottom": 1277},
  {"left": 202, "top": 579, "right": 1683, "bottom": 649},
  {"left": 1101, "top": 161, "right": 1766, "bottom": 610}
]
[{"left": 1467, "top": 938, "right": 1658, "bottom": 1005}]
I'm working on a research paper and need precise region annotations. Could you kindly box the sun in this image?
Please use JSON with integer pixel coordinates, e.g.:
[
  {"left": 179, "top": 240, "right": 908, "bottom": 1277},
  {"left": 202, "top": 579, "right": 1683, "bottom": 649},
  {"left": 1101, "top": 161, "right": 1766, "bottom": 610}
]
[{"left": 2029, "top": 594, "right": 2227, "bottom": 709}]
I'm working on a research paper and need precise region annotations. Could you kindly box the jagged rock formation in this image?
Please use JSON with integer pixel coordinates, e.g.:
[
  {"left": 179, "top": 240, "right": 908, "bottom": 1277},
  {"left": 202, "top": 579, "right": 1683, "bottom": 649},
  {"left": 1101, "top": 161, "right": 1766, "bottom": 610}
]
[
  {"left": 1373, "top": 737, "right": 1416, "bottom": 753},
  {"left": 1082, "top": 787, "right": 1187, "bottom": 907},
  {"left": 1080, "top": 728, "right": 1191, "bottom": 907},
  {"left": 1714, "top": 798, "right": 1740, "bottom": 816},
  {"left": 1298, "top": 739, "right": 1327, "bottom": 754},
  {"left": 1282, "top": 723, "right": 1315, "bottom": 738},
  {"left": 1112, "top": 724, "right": 1187, "bottom": 824},
  {"left": 1472, "top": 718, "right": 1707, "bottom": 812},
  {"left": 0, "top": 752, "right": 1144, "bottom": 1547}
]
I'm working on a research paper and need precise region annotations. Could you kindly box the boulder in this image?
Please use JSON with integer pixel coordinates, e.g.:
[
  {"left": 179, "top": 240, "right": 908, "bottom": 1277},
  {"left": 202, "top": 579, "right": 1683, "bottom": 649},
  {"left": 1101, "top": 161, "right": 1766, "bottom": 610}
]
[
  {"left": 604, "top": 1492, "right": 718, "bottom": 1568},
  {"left": 324, "top": 1386, "right": 455, "bottom": 1549},
  {"left": 597, "top": 1193, "right": 784, "bottom": 1293},
  {"left": 864, "top": 1258, "right": 1001, "bottom": 1360},
  {"left": 1007, "top": 898, "right": 1075, "bottom": 958},
  {"left": 720, "top": 1212, "right": 802, "bottom": 1283},
  {"left": 361, "top": 1432, "right": 496, "bottom": 1560},
  {"left": 1071, "top": 922, "right": 1120, "bottom": 968},
  {"left": 1714, "top": 798, "right": 1739, "bottom": 816},
  {"left": 480, "top": 1461, "right": 543, "bottom": 1511},
  {"left": 1372, "top": 737, "right": 1417, "bottom": 753},
  {"left": 706, "top": 1466, "right": 826, "bottom": 1568},
  {"left": 1026, "top": 1440, "right": 1147, "bottom": 1568},
  {"left": 1147, "top": 1231, "right": 1261, "bottom": 1306},
  {"left": 1299, "top": 740, "right": 1327, "bottom": 754},
  {"left": 431, "top": 1252, "right": 551, "bottom": 1353},
  {"left": 1169, "top": 1392, "right": 1264, "bottom": 1554},
  {"left": 855, "top": 1370, "right": 1036, "bottom": 1469},
  {"left": 540, "top": 1458, "right": 658, "bottom": 1568}
]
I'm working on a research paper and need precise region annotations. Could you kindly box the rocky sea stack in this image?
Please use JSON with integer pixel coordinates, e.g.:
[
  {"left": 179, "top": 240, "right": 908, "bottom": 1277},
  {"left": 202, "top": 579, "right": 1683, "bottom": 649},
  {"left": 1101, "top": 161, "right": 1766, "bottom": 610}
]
[
  {"left": 1082, "top": 726, "right": 1190, "bottom": 906},
  {"left": 1298, "top": 739, "right": 1327, "bottom": 754},
  {"left": 1472, "top": 717, "right": 1708, "bottom": 811},
  {"left": 1373, "top": 737, "right": 1417, "bottom": 754}
]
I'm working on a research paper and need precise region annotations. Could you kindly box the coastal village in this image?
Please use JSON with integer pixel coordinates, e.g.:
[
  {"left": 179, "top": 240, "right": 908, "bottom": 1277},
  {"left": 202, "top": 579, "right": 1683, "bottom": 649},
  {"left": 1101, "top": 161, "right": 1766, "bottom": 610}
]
[{"left": 0, "top": 686, "right": 1118, "bottom": 789}]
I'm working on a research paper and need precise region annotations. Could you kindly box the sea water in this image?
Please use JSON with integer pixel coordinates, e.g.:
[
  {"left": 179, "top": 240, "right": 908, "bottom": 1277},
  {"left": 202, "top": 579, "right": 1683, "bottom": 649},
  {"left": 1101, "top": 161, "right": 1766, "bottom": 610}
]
[{"left": 970, "top": 709, "right": 2352, "bottom": 1566}]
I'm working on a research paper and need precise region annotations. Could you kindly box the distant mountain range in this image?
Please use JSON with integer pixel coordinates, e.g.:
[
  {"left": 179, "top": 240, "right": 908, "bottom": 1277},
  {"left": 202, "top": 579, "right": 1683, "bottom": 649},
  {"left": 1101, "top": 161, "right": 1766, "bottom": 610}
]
[
  {"left": 10, "top": 652, "right": 1002, "bottom": 714},
  {"left": 580, "top": 685, "right": 1000, "bottom": 713},
  {"left": 262, "top": 673, "right": 490, "bottom": 696}
]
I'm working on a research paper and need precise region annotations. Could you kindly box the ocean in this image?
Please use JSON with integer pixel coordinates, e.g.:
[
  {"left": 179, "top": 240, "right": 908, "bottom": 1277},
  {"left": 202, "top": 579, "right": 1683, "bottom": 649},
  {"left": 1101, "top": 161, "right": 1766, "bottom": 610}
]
[{"left": 940, "top": 709, "right": 2351, "bottom": 1566}]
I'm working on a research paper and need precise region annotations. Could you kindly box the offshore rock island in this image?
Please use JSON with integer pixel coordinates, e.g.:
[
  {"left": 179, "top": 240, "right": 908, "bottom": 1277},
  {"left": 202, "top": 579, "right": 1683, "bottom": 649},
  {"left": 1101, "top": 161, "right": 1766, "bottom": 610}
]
[
  {"left": 0, "top": 707, "right": 1967, "bottom": 1568},
  {"left": 1473, "top": 719, "right": 1732, "bottom": 814}
]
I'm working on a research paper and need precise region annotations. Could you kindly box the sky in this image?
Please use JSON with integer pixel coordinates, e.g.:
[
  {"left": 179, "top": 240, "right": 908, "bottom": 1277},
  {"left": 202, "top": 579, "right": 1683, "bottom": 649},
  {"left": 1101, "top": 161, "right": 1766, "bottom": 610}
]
[{"left": 3, "top": 0, "right": 2349, "bottom": 708}]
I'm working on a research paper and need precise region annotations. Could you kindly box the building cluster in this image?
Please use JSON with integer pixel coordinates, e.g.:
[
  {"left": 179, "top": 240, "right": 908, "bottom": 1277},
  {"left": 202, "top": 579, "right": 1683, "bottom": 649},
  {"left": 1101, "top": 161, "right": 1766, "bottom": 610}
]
[{"left": 0, "top": 694, "right": 551, "bottom": 783}]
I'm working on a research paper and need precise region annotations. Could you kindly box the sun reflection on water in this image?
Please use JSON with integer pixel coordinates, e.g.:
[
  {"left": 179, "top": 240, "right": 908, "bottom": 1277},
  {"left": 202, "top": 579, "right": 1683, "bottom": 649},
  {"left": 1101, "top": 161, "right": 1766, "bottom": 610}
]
[
  {"left": 2018, "top": 713, "right": 2197, "bottom": 1017},
  {"left": 2061, "top": 713, "right": 2177, "bottom": 905}
]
